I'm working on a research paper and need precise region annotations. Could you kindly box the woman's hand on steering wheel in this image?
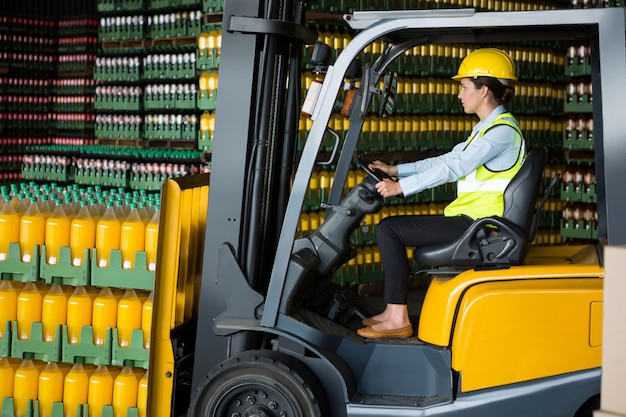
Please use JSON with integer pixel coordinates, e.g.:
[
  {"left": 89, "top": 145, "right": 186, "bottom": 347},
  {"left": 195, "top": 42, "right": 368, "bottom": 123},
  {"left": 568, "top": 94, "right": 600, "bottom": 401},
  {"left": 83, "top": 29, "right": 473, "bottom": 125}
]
[
  {"left": 374, "top": 179, "right": 403, "bottom": 198},
  {"left": 356, "top": 154, "right": 404, "bottom": 198},
  {"left": 368, "top": 160, "right": 397, "bottom": 177},
  {"left": 356, "top": 155, "right": 393, "bottom": 182}
]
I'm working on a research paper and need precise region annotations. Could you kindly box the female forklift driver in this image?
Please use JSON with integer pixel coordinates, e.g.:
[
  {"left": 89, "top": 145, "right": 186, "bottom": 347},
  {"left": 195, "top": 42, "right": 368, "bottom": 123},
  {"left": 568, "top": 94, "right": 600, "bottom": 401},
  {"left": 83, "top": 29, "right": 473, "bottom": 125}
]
[{"left": 358, "top": 48, "right": 526, "bottom": 339}]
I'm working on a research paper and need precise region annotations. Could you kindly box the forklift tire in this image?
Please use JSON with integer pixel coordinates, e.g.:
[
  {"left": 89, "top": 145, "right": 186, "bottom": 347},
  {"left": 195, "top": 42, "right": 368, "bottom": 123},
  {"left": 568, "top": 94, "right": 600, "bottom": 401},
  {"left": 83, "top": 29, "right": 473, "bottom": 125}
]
[{"left": 191, "top": 349, "right": 328, "bottom": 417}]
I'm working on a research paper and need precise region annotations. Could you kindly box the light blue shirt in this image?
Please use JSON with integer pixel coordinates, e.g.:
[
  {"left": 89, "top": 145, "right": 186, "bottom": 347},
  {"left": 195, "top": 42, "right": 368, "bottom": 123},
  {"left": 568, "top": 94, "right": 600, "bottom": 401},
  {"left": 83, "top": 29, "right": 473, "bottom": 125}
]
[{"left": 397, "top": 105, "right": 522, "bottom": 196}]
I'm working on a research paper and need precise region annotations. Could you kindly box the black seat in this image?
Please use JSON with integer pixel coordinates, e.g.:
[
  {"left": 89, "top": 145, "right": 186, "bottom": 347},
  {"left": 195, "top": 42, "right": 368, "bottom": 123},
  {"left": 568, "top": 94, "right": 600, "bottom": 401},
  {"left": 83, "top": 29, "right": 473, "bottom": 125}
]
[{"left": 414, "top": 146, "right": 549, "bottom": 268}]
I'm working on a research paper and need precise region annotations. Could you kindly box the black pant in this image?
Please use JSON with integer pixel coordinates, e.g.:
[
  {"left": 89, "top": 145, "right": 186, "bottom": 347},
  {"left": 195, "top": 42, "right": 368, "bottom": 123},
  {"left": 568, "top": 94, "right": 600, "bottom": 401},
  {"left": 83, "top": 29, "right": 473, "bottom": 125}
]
[{"left": 376, "top": 214, "right": 473, "bottom": 304}]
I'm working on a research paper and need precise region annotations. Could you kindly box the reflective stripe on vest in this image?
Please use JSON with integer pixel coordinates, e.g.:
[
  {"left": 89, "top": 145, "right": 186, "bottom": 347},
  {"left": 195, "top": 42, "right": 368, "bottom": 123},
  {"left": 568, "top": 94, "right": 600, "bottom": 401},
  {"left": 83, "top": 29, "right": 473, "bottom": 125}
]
[{"left": 444, "top": 112, "right": 525, "bottom": 220}]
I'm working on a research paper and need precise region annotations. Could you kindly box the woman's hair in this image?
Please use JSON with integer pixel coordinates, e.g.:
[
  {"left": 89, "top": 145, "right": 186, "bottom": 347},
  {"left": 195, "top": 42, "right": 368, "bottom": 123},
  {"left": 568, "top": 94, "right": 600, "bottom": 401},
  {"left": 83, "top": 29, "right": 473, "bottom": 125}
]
[{"left": 470, "top": 76, "right": 515, "bottom": 104}]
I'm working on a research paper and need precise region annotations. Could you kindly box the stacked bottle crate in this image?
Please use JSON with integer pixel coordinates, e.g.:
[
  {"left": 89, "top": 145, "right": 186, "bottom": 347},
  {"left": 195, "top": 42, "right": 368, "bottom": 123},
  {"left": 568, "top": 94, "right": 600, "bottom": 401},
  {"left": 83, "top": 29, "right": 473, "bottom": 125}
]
[
  {"left": 560, "top": 42, "right": 598, "bottom": 241},
  {"left": 195, "top": 26, "right": 221, "bottom": 152},
  {"left": 0, "top": 13, "right": 56, "bottom": 186},
  {"left": 0, "top": 181, "right": 159, "bottom": 417},
  {"left": 22, "top": 145, "right": 208, "bottom": 191},
  {"left": 51, "top": 16, "right": 98, "bottom": 151},
  {"left": 15, "top": 0, "right": 211, "bottom": 190},
  {"left": 94, "top": 0, "right": 204, "bottom": 155}
]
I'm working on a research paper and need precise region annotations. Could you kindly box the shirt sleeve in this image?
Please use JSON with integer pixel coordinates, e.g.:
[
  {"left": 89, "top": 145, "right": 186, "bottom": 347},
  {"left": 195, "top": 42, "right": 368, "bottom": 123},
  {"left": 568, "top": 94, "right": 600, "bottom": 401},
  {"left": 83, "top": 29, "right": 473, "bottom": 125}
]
[{"left": 396, "top": 124, "right": 519, "bottom": 196}]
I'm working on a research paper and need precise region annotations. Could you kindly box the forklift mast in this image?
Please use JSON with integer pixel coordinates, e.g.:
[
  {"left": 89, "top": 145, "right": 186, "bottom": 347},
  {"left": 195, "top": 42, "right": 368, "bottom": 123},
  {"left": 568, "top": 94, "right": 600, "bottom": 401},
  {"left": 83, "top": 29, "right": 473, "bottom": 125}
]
[{"left": 190, "top": 0, "right": 317, "bottom": 393}]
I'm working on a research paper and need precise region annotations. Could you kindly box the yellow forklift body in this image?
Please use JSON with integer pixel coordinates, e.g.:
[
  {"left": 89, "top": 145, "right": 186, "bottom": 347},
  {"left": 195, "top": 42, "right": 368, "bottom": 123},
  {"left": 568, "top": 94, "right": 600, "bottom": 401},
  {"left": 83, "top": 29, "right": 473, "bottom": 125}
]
[
  {"left": 148, "top": 175, "right": 210, "bottom": 417},
  {"left": 452, "top": 277, "right": 602, "bottom": 392},
  {"left": 418, "top": 245, "right": 603, "bottom": 392}
]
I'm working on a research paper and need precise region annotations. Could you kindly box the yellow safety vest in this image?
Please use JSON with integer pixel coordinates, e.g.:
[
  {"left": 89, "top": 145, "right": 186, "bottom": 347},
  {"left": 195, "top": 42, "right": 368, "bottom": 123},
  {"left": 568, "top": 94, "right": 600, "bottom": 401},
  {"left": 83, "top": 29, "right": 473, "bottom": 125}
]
[{"left": 444, "top": 112, "right": 525, "bottom": 220}]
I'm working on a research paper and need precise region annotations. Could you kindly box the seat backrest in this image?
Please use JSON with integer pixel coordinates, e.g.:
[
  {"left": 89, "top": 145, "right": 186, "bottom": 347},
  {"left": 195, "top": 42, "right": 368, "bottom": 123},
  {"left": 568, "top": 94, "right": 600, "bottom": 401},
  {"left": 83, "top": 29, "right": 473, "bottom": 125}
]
[{"left": 501, "top": 146, "right": 547, "bottom": 231}]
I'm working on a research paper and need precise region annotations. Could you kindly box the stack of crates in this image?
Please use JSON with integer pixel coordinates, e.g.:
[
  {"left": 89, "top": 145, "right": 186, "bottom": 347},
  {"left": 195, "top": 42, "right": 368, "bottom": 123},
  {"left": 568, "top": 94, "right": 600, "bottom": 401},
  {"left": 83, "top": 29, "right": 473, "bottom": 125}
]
[{"left": 0, "top": 182, "right": 158, "bottom": 417}]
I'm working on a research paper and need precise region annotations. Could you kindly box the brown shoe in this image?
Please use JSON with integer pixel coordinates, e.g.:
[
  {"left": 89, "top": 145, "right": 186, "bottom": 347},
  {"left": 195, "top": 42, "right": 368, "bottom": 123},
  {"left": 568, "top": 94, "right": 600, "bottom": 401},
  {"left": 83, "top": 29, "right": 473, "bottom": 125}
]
[
  {"left": 357, "top": 324, "right": 413, "bottom": 339},
  {"left": 361, "top": 317, "right": 380, "bottom": 327}
]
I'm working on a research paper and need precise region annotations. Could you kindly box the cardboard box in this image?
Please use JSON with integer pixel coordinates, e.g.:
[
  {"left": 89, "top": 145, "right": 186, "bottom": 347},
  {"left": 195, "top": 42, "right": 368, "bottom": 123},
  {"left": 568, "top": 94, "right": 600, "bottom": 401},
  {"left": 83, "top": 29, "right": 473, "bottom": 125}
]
[{"left": 596, "top": 246, "right": 626, "bottom": 416}]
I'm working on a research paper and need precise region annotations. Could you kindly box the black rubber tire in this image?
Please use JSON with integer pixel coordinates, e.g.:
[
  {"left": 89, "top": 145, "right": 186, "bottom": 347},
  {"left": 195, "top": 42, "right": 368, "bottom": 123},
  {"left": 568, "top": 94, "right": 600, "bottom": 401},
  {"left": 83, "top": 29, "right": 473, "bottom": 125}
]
[{"left": 192, "top": 350, "right": 328, "bottom": 417}]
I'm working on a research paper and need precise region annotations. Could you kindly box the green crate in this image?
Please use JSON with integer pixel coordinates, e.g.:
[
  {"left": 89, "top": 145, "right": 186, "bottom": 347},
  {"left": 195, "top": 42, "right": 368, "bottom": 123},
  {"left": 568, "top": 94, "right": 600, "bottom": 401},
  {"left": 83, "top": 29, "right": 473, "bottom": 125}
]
[
  {"left": 40, "top": 247, "right": 90, "bottom": 287},
  {"left": 111, "top": 329, "right": 149, "bottom": 369},
  {"left": 91, "top": 249, "right": 155, "bottom": 291},
  {"left": 0, "top": 243, "right": 40, "bottom": 283},
  {"left": 10, "top": 322, "right": 62, "bottom": 362},
  {"left": 560, "top": 182, "right": 582, "bottom": 202},
  {"left": 560, "top": 219, "right": 595, "bottom": 240},
  {"left": 203, "top": 0, "right": 224, "bottom": 12},
  {"left": 62, "top": 325, "right": 113, "bottom": 366}
]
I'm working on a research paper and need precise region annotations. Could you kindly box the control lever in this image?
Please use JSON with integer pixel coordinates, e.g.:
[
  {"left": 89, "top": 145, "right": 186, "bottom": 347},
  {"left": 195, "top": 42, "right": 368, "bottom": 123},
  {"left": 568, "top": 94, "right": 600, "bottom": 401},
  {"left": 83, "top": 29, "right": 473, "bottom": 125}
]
[{"left": 320, "top": 202, "right": 355, "bottom": 216}]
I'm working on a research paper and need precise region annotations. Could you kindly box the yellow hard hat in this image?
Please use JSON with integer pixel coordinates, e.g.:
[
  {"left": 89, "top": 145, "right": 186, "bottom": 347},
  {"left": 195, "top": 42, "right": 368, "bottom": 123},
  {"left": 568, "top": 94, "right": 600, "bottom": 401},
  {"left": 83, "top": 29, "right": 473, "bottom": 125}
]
[{"left": 452, "top": 48, "right": 517, "bottom": 81}]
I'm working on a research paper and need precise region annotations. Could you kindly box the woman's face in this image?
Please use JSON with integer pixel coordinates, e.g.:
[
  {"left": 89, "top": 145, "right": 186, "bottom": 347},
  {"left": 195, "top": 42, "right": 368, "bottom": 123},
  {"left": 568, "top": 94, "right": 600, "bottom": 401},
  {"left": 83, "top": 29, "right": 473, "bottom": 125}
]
[{"left": 457, "top": 78, "right": 485, "bottom": 114}]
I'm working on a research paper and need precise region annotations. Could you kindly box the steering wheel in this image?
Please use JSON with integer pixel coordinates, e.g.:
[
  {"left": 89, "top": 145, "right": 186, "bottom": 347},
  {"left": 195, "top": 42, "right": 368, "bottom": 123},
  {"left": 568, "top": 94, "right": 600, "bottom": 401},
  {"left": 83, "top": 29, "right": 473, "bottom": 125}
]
[{"left": 356, "top": 154, "right": 394, "bottom": 182}]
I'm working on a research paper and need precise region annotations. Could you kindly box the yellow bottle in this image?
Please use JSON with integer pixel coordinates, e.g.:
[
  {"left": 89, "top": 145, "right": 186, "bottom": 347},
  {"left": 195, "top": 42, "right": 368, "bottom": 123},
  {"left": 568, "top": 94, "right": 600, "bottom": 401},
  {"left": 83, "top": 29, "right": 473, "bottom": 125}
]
[
  {"left": 44, "top": 200, "right": 70, "bottom": 265},
  {"left": 0, "top": 357, "right": 18, "bottom": 402},
  {"left": 95, "top": 202, "right": 121, "bottom": 268},
  {"left": 13, "top": 359, "right": 41, "bottom": 417},
  {"left": 117, "top": 289, "right": 143, "bottom": 348},
  {"left": 19, "top": 197, "right": 45, "bottom": 263},
  {"left": 0, "top": 195, "right": 20, "bottom": 261},
  {"left": 112, "top": 367, "right": 139, "bottom": 417},
  {"left": 87, "top": 365, "right": 118, "bottom": 417},
  {"left": 197, "top": 31, "right": 209, "bottom": 60},
  {"left": 66, "top": 286, "right": 93, "bottom": 345},
  {"left": 41, "top": 284, "right": 68, "bottom": 343},
  {"left": 136, "top": 370, "right": 148, "bottom": 417},
  {"left": 0, "top": 280, "right": 20, "bottom": 338},
  {"left": 120, "top": 203, "right": 145, "bottom": 270},
  {"left": 63, "top": 363, "right": 93, "bottom": 417},
  {"left": 70, "top": 201, "right": 96, "bottom": 267},
  {"left": 141, "top": 292, "right": 153, "bottom": 349},
  {"left": 38, "top": 362, "right": 66, "bottom": 417},
  {"left": 92, "top": 287, "right": 119, "bottom": 346},
  {"left": 16, "top": 282, "right": 43, "bottom": 340},
  {"left": 144, "top": 207, "right": 159, "bottom": 272}
]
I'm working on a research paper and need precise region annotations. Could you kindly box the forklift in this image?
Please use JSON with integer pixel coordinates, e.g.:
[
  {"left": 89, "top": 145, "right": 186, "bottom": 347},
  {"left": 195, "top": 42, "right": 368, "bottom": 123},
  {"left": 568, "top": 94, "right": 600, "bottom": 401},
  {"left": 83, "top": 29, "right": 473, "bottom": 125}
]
[{"left": 147, "top": 4, "right": 626, "bottom": 417}]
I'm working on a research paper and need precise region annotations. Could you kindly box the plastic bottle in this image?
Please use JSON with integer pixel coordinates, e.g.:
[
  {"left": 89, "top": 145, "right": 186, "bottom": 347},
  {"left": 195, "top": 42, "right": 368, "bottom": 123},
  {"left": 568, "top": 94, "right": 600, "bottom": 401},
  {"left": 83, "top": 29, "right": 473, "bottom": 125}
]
[
  {"left": 70, "top": 201, "right": 96, "bottom": 267},
  {"left": 89, "top": 199, "right": 101, "bottom": 224},
  {"left": 136, "top": 201, "right": 150, "bottom": 225},
  {"left": 19, "top": 197, "right": 45, "bottom": 263},
  {"left": 0, "top": 195, "right": 20, "bottom": 261},
  {"left": 112, "top": 367, "right": 139, "bottom": 417},
  {"left": 63, "top": 363, "right": 92, "bottom": 417},
  {"left": 113, "top": 200, "right": 126, "bottom": 222},
  {"left": 38, "top": 362, "right": 66, "bottom": 417},
  {"left": 41, "top": 284, "right": 68, "bottom": 343},
  {"left": 136, "top": 370, "right": 148, "bottom": 417},
  {"left": 14, "top": 193, "right": 29, "bottom": 217},
  {"left": 88, "top": 365, "right": 119, "bottom": 417},
  {"left": 63, "top": 198, "right": 77, "bottom": 222},
  {"left": 66, "top": 286, "right": 93, "bottom": 345},
  {"left": 144, "top": 206, "right": 159, "bottom": 272},
  {"left": 0, "top": 357, "right": 18, "bottom": 401},
  {"left": 13, "top": 359, "right": 41, "bottom": 417},
  {"left": 141, "top": 292, "right": 153, "bottom": 349},
  {"left": 38, "top": 195, "right": 52, "bottom": 221},
  {"left": 0, "top": 280, "right": 20, "bottom": 338},
  {"left": 95, "top": 202, "right": 121, "bottom": 268},
  {"left": 16, "top": 282, "right": 43, "bottom": 340},
  {"left": 45, "top": 200, "right": 70, "bottom": 265},
  {"left": 120, "top": 203, "right": 145, "bottom": 270},
  {"left": 117, "top": 289, "right": 143, "bottom": 348},
  {"left": 92, "top": 287, "right": 119, "bottom": 346}
]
